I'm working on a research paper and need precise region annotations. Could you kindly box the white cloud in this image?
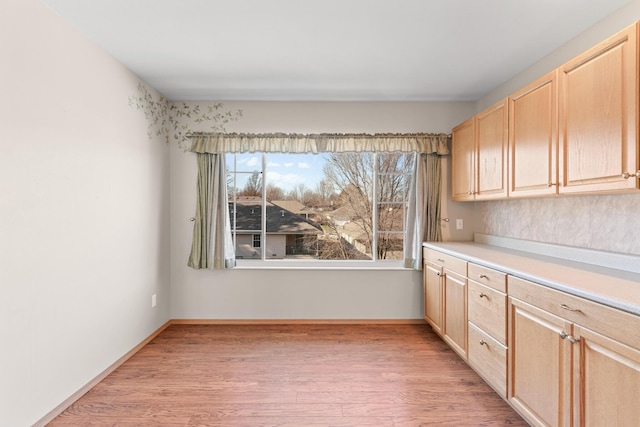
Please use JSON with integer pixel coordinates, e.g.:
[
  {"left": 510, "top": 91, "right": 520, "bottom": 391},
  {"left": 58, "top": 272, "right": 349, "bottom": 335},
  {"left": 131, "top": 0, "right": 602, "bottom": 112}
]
[
  {"left": 267, "top": 161, "right": 281, "bottom": 167},
  {"left": 284, "top": 162, "right": 294, "bottom": 168},
  {"left": 298, "top": 162, "right": 311, "bottom": 169},
  {"left": 267, "top": 171, "right": 304, "bottom": 188},
  {"left": 245, "top": 156, "right": 260, "bottom": 167}
]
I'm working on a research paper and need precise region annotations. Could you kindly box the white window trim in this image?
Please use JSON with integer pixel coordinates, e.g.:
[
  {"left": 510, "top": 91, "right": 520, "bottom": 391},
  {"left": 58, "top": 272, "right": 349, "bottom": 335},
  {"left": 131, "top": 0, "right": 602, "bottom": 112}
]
[
  {"left": 228, "top": 152, "right": 414, "bottom": 269},
  {"left": 234, "top": 259, "right": 407, "bottom": 270}
]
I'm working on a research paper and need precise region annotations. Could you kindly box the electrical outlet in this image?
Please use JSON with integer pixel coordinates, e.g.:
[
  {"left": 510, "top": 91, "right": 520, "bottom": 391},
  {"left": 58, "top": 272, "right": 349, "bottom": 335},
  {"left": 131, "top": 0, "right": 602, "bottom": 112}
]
[
  {"left": 151, "top": 293, "right": 157, "bottom": 308},
  {"left": 456, "top": 219, "right": 463, "bottom": 230}
]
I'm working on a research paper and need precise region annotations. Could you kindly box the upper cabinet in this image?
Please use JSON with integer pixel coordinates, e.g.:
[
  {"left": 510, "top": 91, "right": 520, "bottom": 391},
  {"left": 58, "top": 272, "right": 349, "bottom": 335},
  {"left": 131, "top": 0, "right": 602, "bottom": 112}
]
[
  {"left": 509, "top": 70, "right": 558, "bottom": 198},
  {"left": 452, "top": 22, "right": 640, "bottom": 201},
  {"left": 452, "top": 117, "right": 476, "bottom": 201},
  {"left": 452, "top": 99, "right": 508, "bottom": 201},
  {"left": 559, "top": 23, "right": 639, "bottom": 193},
  {"left": 476, "top": 99, "right": 509, "bottom": 200}
]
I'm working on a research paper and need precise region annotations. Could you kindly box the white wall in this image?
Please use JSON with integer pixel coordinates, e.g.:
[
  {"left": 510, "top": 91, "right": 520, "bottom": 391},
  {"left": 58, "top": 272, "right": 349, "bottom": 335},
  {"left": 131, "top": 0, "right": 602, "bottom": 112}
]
[
  {"left": 170, "top": 101, "right": 475, "bottom": 320},
  {"left": 0, "top": 1, "right": 170, "bottom": 425},
  {"left": 478, "top": 0, "right": 640, "bottom": 110},
  {"left": 472, "top": 0, "right": 640, "bottom": 255}
]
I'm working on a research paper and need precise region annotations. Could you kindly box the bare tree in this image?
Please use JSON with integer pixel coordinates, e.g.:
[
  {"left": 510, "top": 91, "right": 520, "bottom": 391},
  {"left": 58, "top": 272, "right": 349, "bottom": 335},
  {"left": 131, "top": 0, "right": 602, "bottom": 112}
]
[
  {"left": 315, "top": 179, "right": 334, "bottom": 202},
  {"left": 265, "top": 184, "right": 285, "bottom": 201},
  {"left": 323, "top": 152, "right": 412, "bottom": 260},
  {"left": 238, "top": 171, "right": 262, "bottom": 196},
  {"left": 288, "top": 183, "right": 313, "bottom": 204}
]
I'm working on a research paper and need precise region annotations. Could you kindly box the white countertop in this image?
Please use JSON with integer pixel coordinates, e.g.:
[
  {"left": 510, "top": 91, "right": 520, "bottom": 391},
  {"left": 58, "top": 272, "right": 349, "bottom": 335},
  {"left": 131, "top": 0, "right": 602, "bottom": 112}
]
[{"left": 423, "top": 237, "right": 640, "bottom": 317}]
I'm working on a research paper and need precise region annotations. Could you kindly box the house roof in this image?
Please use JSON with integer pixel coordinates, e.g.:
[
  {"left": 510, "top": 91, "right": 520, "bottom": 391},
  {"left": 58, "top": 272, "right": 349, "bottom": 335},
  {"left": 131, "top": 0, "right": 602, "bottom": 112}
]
[
  {"left": 230, "top": 200, "right": 322, "bottom": 235},
  {"left": 270, "top": 200, "right": 308, "bottom": 215}
]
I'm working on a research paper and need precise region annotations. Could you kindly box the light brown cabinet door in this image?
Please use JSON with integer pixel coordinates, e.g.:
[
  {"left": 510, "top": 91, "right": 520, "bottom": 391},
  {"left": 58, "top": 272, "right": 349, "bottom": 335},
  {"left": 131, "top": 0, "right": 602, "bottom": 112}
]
[
  {"left": 451, "top": 117, "right": 476, "bottom": 201},
  {"left": 508, "top": 297, "right": 572, "bottom": 427},
  {"left": 423, "top": 260, "right": 443, "bottom": 336},
  {"left": 559, "top": 23, "right": 639, "bottom": 193},
  {"left": 509, "top": 70, "right": 558, "bottom": 197},
  {"left": 476, "top": 99, "right": 509, "bottom": 200},
  {"left": 573, "top": 325, "right": 640, "bottom": 427},
  {"left": 443, "top": 269, "right": 467, "bottom": 358}
]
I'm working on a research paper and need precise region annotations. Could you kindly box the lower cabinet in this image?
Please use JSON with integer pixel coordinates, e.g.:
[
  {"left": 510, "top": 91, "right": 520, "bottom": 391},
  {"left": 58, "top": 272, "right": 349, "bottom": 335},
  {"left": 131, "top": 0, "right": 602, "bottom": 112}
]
[
  {"left": 509, "top": 275, "right": 640, "bottom": 427},
  {"left": 574, "top": 325, "right": 640, "bottom": 426},
  {"left": 423, "top": 259, "right": 444, "bottom": 335},
  {"left": 467, "top": 263, "right": 508, "bottom": 397},
  {"left": 422, "top": 246, "right": 640, "bottom": 427},
  {"left": 508, "top": 293, "right": 573, "bottom": 427},
  {"left": 442, "top": 268, "right": 467, "bottom": 358},
  {"left": 467, "top": 322, "right": 507, "bottom": 397},
  {"left": 423, "top": 249, "right": 468, "bottom": 359}
]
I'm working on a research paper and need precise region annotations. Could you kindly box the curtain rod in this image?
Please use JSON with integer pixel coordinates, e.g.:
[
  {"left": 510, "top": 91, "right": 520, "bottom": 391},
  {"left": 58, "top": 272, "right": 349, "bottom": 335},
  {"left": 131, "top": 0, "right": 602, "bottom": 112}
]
[{"left": 184, "top": 132, "right": 453, "bottom": 138}]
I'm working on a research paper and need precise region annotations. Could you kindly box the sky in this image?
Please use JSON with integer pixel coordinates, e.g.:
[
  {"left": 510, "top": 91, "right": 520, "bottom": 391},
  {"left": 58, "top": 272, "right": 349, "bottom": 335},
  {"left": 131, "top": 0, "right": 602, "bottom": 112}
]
[{"left": 228, "top": 152, "right": 328, "bottom": 193}]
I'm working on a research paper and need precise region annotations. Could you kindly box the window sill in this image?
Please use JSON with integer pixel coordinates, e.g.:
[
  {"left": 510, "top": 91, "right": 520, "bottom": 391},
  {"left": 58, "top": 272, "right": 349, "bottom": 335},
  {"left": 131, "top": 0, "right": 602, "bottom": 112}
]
[{"left": 232, "top": 260, "right": 413, "bottom": 271}]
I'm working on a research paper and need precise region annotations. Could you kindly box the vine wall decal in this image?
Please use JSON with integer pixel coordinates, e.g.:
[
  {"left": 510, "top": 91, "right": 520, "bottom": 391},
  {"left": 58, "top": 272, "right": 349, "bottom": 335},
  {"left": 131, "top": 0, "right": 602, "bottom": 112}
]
[{"left": 128, "top": 83, "right": 242, "bottom": 150}]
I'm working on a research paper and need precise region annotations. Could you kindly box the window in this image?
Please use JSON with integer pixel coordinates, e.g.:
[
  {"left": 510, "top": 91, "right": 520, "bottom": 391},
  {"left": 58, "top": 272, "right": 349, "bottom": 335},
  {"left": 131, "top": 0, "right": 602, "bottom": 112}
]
[{"left": 227, "top": 151, "right": 415, "bottom": 264}]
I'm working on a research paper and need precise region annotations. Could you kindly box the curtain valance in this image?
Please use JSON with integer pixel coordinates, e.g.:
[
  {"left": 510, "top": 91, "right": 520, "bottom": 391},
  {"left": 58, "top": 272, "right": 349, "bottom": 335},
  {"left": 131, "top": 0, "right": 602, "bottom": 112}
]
[{"left": 189, "top": 132, "right": 450, "bottom": 155}]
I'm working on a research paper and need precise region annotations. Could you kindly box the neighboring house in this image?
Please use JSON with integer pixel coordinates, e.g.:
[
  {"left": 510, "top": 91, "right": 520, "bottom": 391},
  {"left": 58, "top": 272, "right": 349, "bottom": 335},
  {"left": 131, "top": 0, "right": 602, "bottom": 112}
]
[
  {"left": 270, "top": 200, "right": 308, "bottom": 218},
  {"left": 230, "top": 198, "right": 323, "bottom": 259},
  {"left": 271, "top": 199, "right": 326, "bottom": 223}
]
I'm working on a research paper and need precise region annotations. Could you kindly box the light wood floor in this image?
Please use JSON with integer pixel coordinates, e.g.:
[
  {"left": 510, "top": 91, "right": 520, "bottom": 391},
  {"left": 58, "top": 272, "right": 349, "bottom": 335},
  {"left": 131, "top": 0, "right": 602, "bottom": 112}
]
[{"left": 48, "top": 324, "right": 528, "bottom": 426}]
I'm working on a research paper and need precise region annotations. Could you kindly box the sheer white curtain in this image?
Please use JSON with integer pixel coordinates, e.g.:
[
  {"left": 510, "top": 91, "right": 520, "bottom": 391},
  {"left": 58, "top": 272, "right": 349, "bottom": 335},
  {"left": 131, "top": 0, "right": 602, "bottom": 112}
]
[
  {"left": 403, "top": 135, "right": 449, "bottom": 269},
  {"left": 187, "top": 153, "right": 235, "bottom": 269},
  {"left": 188, "top": 133, "right": 450, "bottom": 270}
]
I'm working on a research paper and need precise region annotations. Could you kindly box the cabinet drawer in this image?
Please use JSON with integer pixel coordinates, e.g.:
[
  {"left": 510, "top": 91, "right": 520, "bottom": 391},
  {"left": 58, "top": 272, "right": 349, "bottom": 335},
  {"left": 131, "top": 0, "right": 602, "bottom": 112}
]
[
  {"left": 424, "top": 249, "right": 467, "bottom": 276},
  {"left": 508, "top": 275, "right": 640, "bottom": 349},
  {"left": 468, "top": 281, "right": 507, "bottom": 344},
  {"left": 468, "top": 263, "right": 507, "bottom": 293},
  {"left": 468, "top": 322, "right": 507, "bottom": 398}
]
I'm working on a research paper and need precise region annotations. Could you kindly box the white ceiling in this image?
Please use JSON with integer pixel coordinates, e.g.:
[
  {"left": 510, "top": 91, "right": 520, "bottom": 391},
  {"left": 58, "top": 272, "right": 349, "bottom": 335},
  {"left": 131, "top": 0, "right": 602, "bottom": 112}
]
[{"left": 42, "top": 0, "right": 631, "bottom": 102}]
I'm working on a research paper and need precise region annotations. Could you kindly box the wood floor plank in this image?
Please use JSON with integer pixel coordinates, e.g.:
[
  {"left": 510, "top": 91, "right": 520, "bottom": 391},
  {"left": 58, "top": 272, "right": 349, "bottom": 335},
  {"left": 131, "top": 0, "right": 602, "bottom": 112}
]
[{"left": 47, "top": 324, "right": 527, "bottom": 426}]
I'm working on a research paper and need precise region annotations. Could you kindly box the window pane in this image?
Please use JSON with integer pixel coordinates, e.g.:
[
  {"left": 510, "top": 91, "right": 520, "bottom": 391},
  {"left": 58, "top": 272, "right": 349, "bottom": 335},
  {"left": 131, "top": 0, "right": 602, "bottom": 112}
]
[
  {"left": 226, "top": 153, "right": 262, "bottom": 197},
  {"left": 323, "top": 153, "right": 374, "bottom": 260},
  {"left": 377, "top": 232, "right": 404, "bottom": 260},
  {"left": 377, "top": 153, "right": 414, "bottom": 202},
  {"left": 230, "top": 196, "right": 263, "bottom": 259},
  {"left": 377, "top": 203, "right": 406, "bottom": 232},
  {"left": 226, "top": 151, "right": 413, "bottom": 264}
]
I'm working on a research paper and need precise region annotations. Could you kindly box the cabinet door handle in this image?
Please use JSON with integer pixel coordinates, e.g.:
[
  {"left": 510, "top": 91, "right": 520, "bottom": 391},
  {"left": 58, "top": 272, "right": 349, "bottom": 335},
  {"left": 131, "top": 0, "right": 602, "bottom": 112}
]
[
  {"left": 479, "top": 274, "right": 489, "bottom": 279},
  {"left": 547, "top": 182, "right": 557, "bottom": 187},
  {"left": 622, "top": 171, "right": 640, "bottom": 179},
  {"left": 479, "top": 293, "right": 488, "bottom": 299},
  {"left": 559, "top": 332, "right": 580, "bottom": 343},
  {"left": 559, "top": 303, "right": 582, "bottom": 313},
  {"left": 479, "top": 340, "right": 487, "bottom": 346}
]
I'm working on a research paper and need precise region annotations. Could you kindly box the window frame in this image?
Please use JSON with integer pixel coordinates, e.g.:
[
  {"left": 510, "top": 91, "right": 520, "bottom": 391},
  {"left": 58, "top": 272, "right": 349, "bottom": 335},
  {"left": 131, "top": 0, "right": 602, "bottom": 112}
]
[{"left": 227, "top": 152, "right": 414, "bottom": 270}]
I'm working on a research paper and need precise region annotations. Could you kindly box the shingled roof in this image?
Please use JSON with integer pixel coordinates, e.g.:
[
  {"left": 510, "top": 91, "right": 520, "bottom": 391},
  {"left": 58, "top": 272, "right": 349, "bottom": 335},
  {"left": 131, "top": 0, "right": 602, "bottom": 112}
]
[{"left": 230, "top": 199, "right": 322, "bottom": 235}]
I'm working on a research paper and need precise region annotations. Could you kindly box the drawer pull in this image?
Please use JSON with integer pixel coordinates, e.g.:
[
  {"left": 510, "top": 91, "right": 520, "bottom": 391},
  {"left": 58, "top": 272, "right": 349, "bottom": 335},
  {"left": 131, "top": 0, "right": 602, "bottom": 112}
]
[
  {"left": 479, "top": 340, "right": 487, "bottom": 346},
  {"left": 560, "top": 332, "right": 580, "bottom": 343},
  {"left": 622, "top": 171, "right": 640, "bottom": 179},
  {"left": 479, "top": 293, "right": 488, "bottom": 299},
  {"left": 479, "top": 274, "right": 489, "bottom": 279},
  {"left": 559, "top": 304, "right": 582, "bottom": 313},
  {"left": 437, "top": 259, "right": 445, "bottom": 263}
]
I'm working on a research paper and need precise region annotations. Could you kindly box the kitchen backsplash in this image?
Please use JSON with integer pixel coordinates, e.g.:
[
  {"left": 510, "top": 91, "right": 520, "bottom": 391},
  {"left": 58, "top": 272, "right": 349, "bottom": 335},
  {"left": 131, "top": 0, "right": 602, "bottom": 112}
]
[{"left": 477, "top": 193, "right": 640, "bottom": 256}]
